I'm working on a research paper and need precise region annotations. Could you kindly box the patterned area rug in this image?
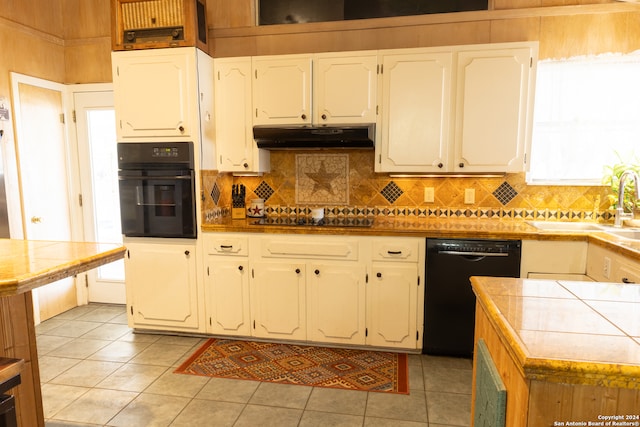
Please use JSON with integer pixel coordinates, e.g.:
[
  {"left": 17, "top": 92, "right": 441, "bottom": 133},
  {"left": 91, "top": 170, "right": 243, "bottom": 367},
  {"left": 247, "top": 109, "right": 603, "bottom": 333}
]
[{"left": 175, "top": 338, "right": 409, "bottom": 394}]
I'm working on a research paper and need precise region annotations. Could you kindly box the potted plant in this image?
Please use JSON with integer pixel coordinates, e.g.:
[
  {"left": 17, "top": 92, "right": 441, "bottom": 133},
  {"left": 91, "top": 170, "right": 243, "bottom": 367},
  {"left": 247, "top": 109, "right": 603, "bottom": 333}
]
[{"left": 602, "top": 155, "right": 640, "bottom": 214}]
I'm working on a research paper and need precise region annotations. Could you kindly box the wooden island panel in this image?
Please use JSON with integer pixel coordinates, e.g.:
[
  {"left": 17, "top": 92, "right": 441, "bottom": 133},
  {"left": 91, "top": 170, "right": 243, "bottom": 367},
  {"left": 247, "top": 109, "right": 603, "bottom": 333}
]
[{"left": 471, "top": 276, "right": 640, "bottom": 427}]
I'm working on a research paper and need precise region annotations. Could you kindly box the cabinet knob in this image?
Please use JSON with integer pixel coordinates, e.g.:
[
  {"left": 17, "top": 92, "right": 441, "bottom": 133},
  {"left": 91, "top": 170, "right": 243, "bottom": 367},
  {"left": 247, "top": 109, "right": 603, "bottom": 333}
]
[
  {"left": 301, "top": 114, "right": 307, "bottom": 120},
  {"left": 376, "top": 272, "right": 382, "bottom": 278},
  {"left": 437, "top": 163, "right": 444, "bottom": 169},
  {"left": 321, "top": 114, "right": 327, "bottom": 120},
  {"left": 178, "top": 125, "right": 185, "bottom": 133},
  {"left": 295, "top": 268, "right": 301, "bottom": 274},
  {"left": 459, "top": 162, "right": 465, "bottom": 168},
  {"left": 238, "top": 265, "right": 244, "bottom": 271},
  {"left": 315, "top": 269, "right": 320, "bottom": 275},
  {"left": 243, "top": 163, "right": 249, "bottom": 169},
  {"left": 184, "top": 250, "right": 190, "bottom": 256}
]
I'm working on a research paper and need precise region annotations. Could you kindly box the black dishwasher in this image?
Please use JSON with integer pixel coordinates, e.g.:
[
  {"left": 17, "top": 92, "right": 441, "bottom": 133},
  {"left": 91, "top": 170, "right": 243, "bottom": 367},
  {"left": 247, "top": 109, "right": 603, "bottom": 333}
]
[{"left": 424, "top": 238, "right": 521, "bottom": 357}]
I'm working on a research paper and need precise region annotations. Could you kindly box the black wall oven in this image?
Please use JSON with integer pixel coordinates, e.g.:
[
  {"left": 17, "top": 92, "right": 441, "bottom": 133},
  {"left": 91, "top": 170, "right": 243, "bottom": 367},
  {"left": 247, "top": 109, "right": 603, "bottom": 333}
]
[{"left": 117, "top": 142, "right": 196, "bottom": 239}]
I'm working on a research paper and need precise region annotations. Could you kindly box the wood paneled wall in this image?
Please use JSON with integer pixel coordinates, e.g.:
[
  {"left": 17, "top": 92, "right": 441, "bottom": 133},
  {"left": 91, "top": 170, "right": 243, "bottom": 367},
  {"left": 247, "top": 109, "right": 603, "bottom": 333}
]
[{"left": 2, "top": 0, "right": 640, "bottom": 87}]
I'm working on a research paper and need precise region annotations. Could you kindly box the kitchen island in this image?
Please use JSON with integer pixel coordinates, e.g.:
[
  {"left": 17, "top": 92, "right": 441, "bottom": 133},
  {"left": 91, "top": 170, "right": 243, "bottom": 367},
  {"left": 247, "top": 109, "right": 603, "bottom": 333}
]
[
  {"left": 470, "top": 276, "right": 640, "bottom": 426},
  {"left": 0, "top": 239, "right": 126, "bottom": 427}
]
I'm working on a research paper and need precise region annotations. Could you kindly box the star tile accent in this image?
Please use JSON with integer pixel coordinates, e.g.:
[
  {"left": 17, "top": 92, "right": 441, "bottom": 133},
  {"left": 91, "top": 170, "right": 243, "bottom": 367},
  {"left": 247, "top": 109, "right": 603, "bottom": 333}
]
[{"left": 295, "top": 154, "right": 349, "bottom": 205}]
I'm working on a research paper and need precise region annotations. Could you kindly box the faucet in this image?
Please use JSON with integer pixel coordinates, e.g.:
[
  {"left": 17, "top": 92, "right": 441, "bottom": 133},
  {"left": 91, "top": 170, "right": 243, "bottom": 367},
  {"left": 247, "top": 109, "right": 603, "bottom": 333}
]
[{"left": 614, "top": 170, "right": 640, "bottom": 227}]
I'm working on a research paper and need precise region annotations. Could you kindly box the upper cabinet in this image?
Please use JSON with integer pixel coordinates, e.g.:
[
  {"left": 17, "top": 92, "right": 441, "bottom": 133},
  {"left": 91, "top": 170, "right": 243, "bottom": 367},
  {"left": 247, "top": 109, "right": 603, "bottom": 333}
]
[
  {"left": 376, "top": 42, "right": 538, "bottom": 173},
  {"left": 313, "top": 52, "right": 378, "bottom": 124},
  {"left": 214, "top": 57, "right": 270, "bottom": 173},
  {"left": 112, "top": 47, "right": 214, "bottom": 152},
  {"left": 113, "top": 47, "right": 197, "bottom": 139},
  {"left": 252, "top": 54, "right": 313, "bottom": 125},
  {"left": 376, "top": 49, "right": 453, "bottom": 173},
  {"left": 453, "top": 45, "right": 537, "bottom": 173},
  {"left": 252, "top": 52, "right": 378, "bottom": 126}
]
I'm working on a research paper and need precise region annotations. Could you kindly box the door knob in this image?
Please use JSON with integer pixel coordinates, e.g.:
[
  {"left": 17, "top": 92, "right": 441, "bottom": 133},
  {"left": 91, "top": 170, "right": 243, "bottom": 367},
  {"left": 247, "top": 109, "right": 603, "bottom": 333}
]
[{"left": 31, "top": 216, "right": 42, "bottom": 224}]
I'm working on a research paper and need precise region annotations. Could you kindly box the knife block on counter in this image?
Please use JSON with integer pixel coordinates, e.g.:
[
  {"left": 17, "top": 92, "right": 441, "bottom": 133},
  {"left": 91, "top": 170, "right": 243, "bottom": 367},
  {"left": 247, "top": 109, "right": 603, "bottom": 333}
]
[{"left": 232, "top": 207, "right": 246, "bottom": 219}]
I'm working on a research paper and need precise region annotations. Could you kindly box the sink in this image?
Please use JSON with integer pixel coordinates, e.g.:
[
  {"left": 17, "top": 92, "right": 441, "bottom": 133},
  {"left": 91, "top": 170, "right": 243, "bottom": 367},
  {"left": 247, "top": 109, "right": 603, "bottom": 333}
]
[
  {"left": 602, "top": 228, "right": 640, "bottom": 240},
  {"left": 527, "top": 221, "right": 604, "bottom": 232}
]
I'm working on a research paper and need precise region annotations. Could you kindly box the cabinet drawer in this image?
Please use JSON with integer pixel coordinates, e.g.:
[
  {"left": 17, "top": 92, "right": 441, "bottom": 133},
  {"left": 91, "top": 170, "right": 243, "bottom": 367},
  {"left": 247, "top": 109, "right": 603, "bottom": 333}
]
[
  {"left": 258, "top": 237, "right": 359, "bottom": 260},
  {"left": 614, "top": 263, "right": 640, "bottom": 284},
  {"left": 372, "top": 239, "right": 419, "bottom": 262},
  {"left": 205, "top": 236, "right": 249, "bottom": 256}
]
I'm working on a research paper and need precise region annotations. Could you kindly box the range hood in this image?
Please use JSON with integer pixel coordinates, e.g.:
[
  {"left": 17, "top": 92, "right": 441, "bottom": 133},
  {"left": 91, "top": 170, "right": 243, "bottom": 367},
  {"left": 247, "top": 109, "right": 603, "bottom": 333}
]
[{"left": 253, "top": 124, "right": 375, "bottom": 150}]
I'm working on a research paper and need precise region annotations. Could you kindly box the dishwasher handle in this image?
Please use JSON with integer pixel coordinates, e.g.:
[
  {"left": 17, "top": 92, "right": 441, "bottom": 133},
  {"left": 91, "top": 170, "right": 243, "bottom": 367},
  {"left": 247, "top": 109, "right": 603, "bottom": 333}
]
[{"left": 438, "top": 250, "right": 510, "bottom": 257}]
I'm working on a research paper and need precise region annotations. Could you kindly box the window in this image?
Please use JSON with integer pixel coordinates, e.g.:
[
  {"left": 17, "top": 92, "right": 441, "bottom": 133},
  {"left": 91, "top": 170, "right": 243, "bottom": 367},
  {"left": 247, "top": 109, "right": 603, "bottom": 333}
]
[{"left": 528, "top": 53, "right": 640, "bottom": 184}]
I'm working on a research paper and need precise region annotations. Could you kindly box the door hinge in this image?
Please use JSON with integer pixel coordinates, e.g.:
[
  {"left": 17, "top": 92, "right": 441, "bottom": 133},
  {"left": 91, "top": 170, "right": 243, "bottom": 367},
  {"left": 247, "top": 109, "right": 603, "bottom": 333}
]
[
  {"left": 207, "top": 266, "right": 210, "bottom": 276},
  {"left": 127, "top": 250, "right": 130, "bottom": 259},
  {"left": 365, "top": 328, "right": 368, "bottom": 337},
  {"left": 130, "top": 306, "right": 133, "bottom": 315},
  {"left": 530, "top": 57, "right": 533, "bottom": 68},
  {"left": 417, "top": 276, "right": 420, "bottom": 287},
  {"left": 365, "top": 273, "right": 368, "bottom": 283},
  {"left": 209, "top": 317, "right": 212, "bottom": 326},
  {"left": 217, "top": 71, "right": 220, "bottom": 80},
  {"left": 376, "top": 105, "right": 379, "bottom": 115},
  {"left": 78, "top": 194, "right": 83, "bottom": 207},
  {"left": 59, "top": 113, "right": 65, "bottom": 124},
  {"left": 379, "top": 64, "right": 383, "bottom": 74},
  {"left": 253, "top": 320, "right": 256, "bottom": 329},
  {"left": 378, "top": 154, "right": 382, "bottom": 164},
  {"left": 252, "top": 269, "right": 254, "bottom": 279},
  {"left": 255, "top": 69, "right": 257, "bottom": 79},
  {"left": 72, "top": 110, "right": 77, "bottom": 123},
  {"left": 416, "top": 330, "right": 419, "bottom": 341},
  {"left": 524, "top": 153, "right": 527, "bottom": 165},
  {"left": 85, "top": 275, "right": 89, "bottom": 288}
]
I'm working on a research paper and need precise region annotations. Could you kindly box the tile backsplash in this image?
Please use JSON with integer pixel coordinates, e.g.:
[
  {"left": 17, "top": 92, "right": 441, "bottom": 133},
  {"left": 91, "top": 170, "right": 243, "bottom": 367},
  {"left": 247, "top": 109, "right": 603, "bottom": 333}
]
[{"left": 201, "top": 150, "right": 613, "bottom": 223}]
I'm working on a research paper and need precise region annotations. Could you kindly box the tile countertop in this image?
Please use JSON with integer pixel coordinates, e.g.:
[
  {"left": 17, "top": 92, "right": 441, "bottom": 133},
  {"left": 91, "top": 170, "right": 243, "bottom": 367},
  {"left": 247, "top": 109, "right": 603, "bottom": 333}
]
[
  {"left": 202, "top": 217, "right": 640, "bottom": 261},
  {"left": 471, "top": 276, "right": 640, "bottom": 389},
  {"left": 0, "top": 239, "right": 126, "bottom": 297}
]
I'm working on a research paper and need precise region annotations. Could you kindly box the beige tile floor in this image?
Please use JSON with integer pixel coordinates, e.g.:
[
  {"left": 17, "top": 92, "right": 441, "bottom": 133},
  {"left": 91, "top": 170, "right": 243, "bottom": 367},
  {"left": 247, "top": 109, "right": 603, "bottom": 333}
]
[{"left": 37, "top": 304, "right": 472, "bottom": 427}]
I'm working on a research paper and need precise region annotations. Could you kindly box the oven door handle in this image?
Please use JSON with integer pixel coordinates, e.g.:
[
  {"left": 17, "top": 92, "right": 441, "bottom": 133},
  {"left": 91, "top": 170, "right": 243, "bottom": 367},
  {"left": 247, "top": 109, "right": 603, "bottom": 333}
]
[{"left": 119, "top": 175, "right": 193, "bottom": 181}]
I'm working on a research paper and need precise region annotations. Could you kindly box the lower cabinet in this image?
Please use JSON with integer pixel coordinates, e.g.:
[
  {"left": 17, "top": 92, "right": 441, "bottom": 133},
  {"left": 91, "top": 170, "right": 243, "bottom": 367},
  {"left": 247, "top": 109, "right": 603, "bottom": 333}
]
[
  {"left": 367, "top": 263, "right": 419, "bottom": 349},
  {"left": 251, "top": 261, "right": 307, "bottom": 341},
  {"left": 202, "top": 233, "right": 424, "bottom": 350},
  {"left": 125, "top": 239, "right": 201, "bottom": 331},
  {"left": 307, "top": 262, "right": 366, "bottom": 345}
]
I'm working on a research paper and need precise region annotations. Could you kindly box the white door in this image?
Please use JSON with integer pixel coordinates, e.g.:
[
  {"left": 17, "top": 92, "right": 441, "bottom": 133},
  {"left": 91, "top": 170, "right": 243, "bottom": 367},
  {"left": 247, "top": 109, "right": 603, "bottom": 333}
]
[
  {"left": 10, "top": 73, "right": 76, "bottom": 322},
  {"left": 73, "top": 90, "right": 126, "bottom": 304}
]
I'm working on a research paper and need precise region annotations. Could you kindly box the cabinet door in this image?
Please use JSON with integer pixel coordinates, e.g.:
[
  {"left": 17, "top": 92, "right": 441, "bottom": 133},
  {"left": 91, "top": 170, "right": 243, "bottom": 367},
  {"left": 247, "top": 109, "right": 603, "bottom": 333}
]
[
  {"left": 214, "top": 58, "right": 265, "bottom": 173},
  {"left": 125, "top": 241, "right": 200, "bottom": 330},
  {"left": 307, "top": 262, "right": 366, "bottom": 345},
  {"left": 377, "top": 50, "right": 453, "bottom": 172},
  {"left": 252, "top": 55, "right": 312, "bottom": 125},
  {"left": 112, "top": 48, "right": 197, "bottom": 139},
  {"left": 205, "top": 256, "right": 251, "bottom": 336},
  {"left": 251, "top": 261, "right": 306, "bottom": 340},
  {"left": 314, "top": 53, "right": 378, "bottom": 124},
  {"left": 454, "top": 46, "right": 535, "bottom": 172},
  {"left": 367, "top": 263, "right": 418, "bottom": 349}
]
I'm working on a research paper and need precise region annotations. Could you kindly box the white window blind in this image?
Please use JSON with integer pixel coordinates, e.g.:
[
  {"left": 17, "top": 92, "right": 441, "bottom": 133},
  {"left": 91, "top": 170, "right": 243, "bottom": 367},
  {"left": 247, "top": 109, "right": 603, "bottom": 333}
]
[{"left": 528, "top": 52, "right": 640, "bottom": 184}]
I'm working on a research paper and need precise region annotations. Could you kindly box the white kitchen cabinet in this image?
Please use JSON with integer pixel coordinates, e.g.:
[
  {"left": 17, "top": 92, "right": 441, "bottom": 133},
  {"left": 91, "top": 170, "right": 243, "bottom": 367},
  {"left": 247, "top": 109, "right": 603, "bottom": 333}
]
[
  {"left": 214, "top": 57, "right": 269, "bottom": 173},
  {"left": 314, "top": 51, "right": 378, "bottom": 124},
  {"left": 252, "top": 54, "right": 313, "bottom": 125},
  {"left": 367, "top": 263, "right": 419, "bottom": 349},
  {"left": 376, "top": 49, "right": 453, "bottom": 173},
  {"left": 203, "top": 234, "right": 251, "bottom": 335},
  {"left": 112, "top": 47, "right": 198, "bottom": 140},
  {"left": 307, "top": 262, "right": 366, "bottom": 345},
  {"left": 252, "top": 52, "right": 378, "bottom": 126},
  {"left": 251, "top": 261, "right": 307, "bottom": 341},
  {"left": 586, "top": 243, "right": 640, "bottom": 284},
  {"left": 453, "top": 44, "right": 537, "bottom": 172},
  {"left": 367, "top": 237, "right": 423, "bottom": 350},
  {"left": 124, "top": 239, "right": 201, "bottom": 331},
  {"left": 521, "top": 240, "right": 588, "bottom": 279}
]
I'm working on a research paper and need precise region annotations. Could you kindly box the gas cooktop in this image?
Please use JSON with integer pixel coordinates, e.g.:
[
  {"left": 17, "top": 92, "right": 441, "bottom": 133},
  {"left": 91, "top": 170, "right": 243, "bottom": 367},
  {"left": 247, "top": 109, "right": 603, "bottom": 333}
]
[{"left": 251, "top": 217, "right": 374, "bottom": 228}]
